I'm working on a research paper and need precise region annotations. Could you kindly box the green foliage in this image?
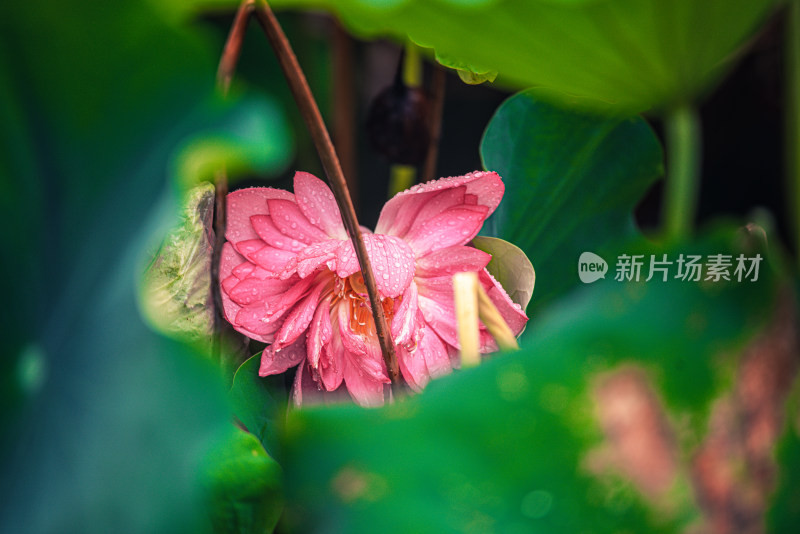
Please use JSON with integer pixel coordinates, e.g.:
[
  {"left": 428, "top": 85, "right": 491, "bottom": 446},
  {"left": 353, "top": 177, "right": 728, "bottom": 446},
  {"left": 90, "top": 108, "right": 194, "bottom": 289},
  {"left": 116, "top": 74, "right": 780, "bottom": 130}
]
[
  {"left": 264, "top": 0, "right": 781, "bottom": 114},
  {"left": 230, "top": 354, "right": 281, "bottom": 456},
  {"left": 280, "top": 229, "right": 778, "bottom": 534},
  {"left": 434, "top": 51, "right": 497, "bottom": 85},
  {"left": 172, "top": 94, "right": 294, "bottom": 190},
  {"left": 767, "top": 380, "right": 800, "bottom": 531},
  {"left": 481, "top": 90, "right": 663, "bottom": 310},
  {"left": 203, "top": 426, "right": 283, "bottom": 534},
  {"left": 1, "top": 1, "right": 794, "bottom": 534},
  {"left": 0, "top": 1, "right": 289, "bottom": 532},
  {"left": 472, "top": 236, "right": 535, "bottom": 312}
]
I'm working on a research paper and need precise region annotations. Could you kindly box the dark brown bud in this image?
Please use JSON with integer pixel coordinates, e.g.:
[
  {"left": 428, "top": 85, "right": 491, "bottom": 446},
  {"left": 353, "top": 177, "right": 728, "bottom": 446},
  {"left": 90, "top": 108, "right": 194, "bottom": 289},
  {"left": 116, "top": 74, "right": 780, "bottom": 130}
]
[{"left": 366, "top": 78, "right": 430, "bottom": 166}]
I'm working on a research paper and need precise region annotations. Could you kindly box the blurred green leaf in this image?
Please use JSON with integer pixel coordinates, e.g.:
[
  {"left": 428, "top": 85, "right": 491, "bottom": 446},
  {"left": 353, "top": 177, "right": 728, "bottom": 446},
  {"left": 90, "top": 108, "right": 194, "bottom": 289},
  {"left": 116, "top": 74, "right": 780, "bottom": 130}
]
[
  {"left": 203, "top": 426, "right": 283, "bottom": 534},
  {"left": 230, "top": 354, "right": 280, "bottom": 456},
  {"left": 0, "top": 1, "right": 290, "bottom": 532},
  {"left": 481, "top": 90, "right": 663, "bottom": 311},
  {"left": 279, "top": 229, "right": 778, "bottom": 534},
  {"left": 172, "top": 94, "right": 294, "bottom": 190},
  {"left": 472, "top": 236, "right": 535, "bottom": 312},
  {"left": 258, "top": 0, "right": 781, "bottom": 114},
  {"left": 767, "top": 380, "right": 800, "bottom": 532},
  {"left": 434, "top": 51, "right": 497, "bottom": 85}
]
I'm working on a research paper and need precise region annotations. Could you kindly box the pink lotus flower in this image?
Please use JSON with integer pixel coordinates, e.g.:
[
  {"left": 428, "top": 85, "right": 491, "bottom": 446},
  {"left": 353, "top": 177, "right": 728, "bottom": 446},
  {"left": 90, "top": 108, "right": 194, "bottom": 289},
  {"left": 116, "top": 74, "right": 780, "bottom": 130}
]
[{"left": 219, "top": 171, "right": 527, "bottom": 406}]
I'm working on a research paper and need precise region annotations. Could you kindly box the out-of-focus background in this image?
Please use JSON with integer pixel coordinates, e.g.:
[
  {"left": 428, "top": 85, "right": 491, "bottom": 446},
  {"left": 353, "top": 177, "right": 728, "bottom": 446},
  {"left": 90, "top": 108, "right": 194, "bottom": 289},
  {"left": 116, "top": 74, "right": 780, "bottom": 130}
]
[{"left": 2, "top": 1, "right": 799, "bottom": 533}]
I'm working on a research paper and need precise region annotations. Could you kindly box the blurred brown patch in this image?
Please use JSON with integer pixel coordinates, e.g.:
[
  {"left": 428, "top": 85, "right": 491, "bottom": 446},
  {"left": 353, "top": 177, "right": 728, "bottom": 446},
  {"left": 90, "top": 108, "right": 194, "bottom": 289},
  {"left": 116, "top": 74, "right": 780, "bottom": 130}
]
[
  {"left": 692, "top": 293, "right": 799, "bottom": 534},
  {"left": 588, "top": 368, "right": 678, "bottom": 501}
]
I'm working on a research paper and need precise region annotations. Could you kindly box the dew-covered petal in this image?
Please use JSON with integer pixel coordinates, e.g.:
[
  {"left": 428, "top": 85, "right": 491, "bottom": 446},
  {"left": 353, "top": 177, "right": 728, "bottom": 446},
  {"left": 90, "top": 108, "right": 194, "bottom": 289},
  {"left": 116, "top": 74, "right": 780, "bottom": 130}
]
[
  {"left": 291, "top": 360, "right": 309, "bottom": 406},
  {"left": 260, "top": 336, "right": 306, "bottom": 377},
  {"left": 315, "top": 304, "right": 344, "bottom": 391},
  {"left": 234, "top": 302, "right": 283, "bottom": 339},
  {"left": 262, "top": 274, "right": 317, "bottom": 323},
  {"left": 415, "top": 246, "right": 491, "bottom": 278},
  {"left": 235, "top": 238, "right": 266, "bottom": 258},
  {"left": 337, "top": 300, "right": 372, "bottom": 358},
  {"left": 232, "top": 261, "right": 274, "bottom": 282},
  {"left": 447, "top": 344, "right": 461, "bottom": 368},
  {"left": 417, "top": 289, "right": 460, "bottom": 349},
  {"left": 334, "top": 240, "right": 360, "bottom": 279},
  {"left": 404, "top": 205, "right": 489, "bottom": 257},
  {"left": 375, "top": 171, "right": 504, "bottom": 238},
  {"left": 391, "top": 281, "right": 418, "bottom": 345},
  {"left": 250, "top": 214, "right": 306, "bottom": 253},
  {"left": 220, "top": 243, "right": 245, "bottom": 330},
  {"left": 413, "top": 273, "right": 454, "bottom": 292},
  {"left": 226, "top": 187, "right": 294, "bottom": 244},
  {"left": 231, "top": 261, "right": 254, "bottom": 280},
  {"left": 223, "top": 308, "right": 275, "bottom": 343},
  {"left": 398, "top": 322, "right": 450, "bottom": 391},
  {"left": 335, "top": 234, "right": 415, "bottom": 298},
  {"left": 221, "top": 274, "right": 239, "bottom": 296},
  {"left": 294, "top": 240, "right": 341, "bottom": 278},
  {"left": 398, "top": 345, "right": 429, "bottom": 392},
  {"left": 405, "top": 187, "right": 465, "bottom": 236},
  {"left": 273, "top": 278, "right": 329, "bottom": 349},
  {"left": 343, "top": 353, "right": 387, "bottom": 407},
  {"left": 336, "top": 303, "right": 388, "bottom": 382},
  {"left": 228, "top": 277, "right": 294, "bottom": 307},
  {"left": 293, "top": 171, "right": 347, "bottom": 239},
  {"left": 267, "top": 198, "right": 330, "bottom": 244},
  {"left": 307, "top": 295, "right": 333, "bottom": 369},
  {"left": 319, "top": 344, "right": 344, "bottom": 392},
  {"left": 419, "top": 324, "right": 451, "bottom": 379},
  {"left": 479, "top": 268, "right": 528, "bottom": 338},
  {"left": 247, "top": 245, "right": 297, "bottom": 275}
]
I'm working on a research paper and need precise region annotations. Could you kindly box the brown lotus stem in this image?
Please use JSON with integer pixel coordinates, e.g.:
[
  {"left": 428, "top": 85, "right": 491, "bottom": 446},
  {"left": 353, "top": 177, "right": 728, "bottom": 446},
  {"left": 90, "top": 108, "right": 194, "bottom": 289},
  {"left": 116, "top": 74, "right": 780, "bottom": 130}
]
[
  {"left": 212, "top": 2, "right": 254, "bottom": 363},
  {"left": 252, "top": 0, "right": 399, "bottom": 386},
  {"left": 217, "top": 0, "right": 256, "bottom": 95}
]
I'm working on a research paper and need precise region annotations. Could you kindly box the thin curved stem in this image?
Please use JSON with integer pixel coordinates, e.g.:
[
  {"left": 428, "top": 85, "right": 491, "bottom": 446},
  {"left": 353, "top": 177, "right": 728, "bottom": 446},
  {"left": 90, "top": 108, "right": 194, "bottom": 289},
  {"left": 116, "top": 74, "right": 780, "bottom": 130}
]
[
  {"left": 663, "top": 104, "right": 702, "bottom": 241},
  {"left": 253, "top": 1, "right": 400, "bottom": 386},
  {"left": 216, "top": 0, "right": 255, "bottom": 95},
  {"left": 212, "top": 1, "right": 255, "bottom": 368}
]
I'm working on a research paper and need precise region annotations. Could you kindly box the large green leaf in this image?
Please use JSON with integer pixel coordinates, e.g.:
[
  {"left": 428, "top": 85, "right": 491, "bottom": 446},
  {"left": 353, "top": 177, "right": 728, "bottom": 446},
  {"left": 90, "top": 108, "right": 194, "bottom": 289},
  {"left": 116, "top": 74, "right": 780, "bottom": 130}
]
[
  {"left": 171, "top": 93, "right": 294, "bottom": 190},
  {"left": 0, "top": 1, "right": 289, "bottom": 532},
  {"left": 203, "top": 427, "right": 283, "bottom": 534},
  {"left": 472, "top": 236, "right": 535, "bottom": 312},
  {"left": 279, "top": 229, "right": 778, "bottom": 534},
  {"left": 257, "top": 0, "right": 781, "bottom": 114},
  {"left": 230, "top": 354, "right": 281, "bottom": 456},
  {"left": 481, "top": 90, "right": 663, "bottom": 311}
]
